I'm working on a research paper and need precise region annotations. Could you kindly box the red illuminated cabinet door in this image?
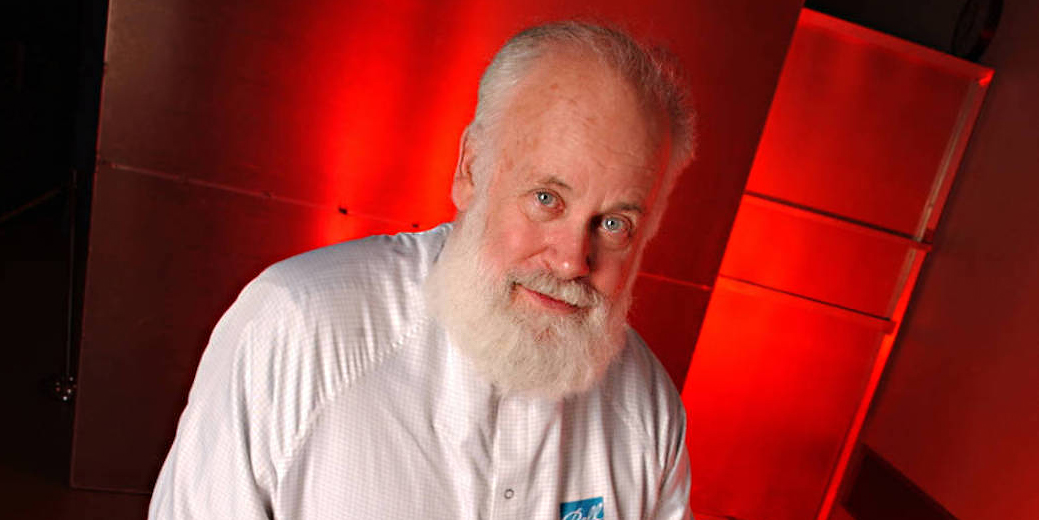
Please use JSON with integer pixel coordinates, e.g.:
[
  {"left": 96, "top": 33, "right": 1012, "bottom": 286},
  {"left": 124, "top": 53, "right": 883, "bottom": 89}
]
[{"left": 681, "top": 10, "right": 992, "bottom": 520}]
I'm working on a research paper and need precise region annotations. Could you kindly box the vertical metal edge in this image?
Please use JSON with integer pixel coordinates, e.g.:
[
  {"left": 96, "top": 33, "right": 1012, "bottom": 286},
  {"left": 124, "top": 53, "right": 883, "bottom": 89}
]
[
  {"left": 815, "top": 248, "right": 928, "bottom": 520},
  {"left": 68, "top": 0, "right": 113, "bottom": 489},
  {"left": 916, "top": 76, "right": 993, "bottom": 240}
]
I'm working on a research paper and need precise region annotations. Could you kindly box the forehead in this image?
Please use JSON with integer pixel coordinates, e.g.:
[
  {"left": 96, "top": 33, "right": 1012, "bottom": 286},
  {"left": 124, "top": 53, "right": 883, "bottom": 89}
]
[{"left": 491, "top": 51, "right": 670, "bottom": 200}]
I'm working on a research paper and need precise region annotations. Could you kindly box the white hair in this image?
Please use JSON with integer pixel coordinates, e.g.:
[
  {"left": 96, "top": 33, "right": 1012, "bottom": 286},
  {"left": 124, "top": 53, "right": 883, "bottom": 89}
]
[{"left": 470, "top": 21, "right": 697, "bottom": 212}]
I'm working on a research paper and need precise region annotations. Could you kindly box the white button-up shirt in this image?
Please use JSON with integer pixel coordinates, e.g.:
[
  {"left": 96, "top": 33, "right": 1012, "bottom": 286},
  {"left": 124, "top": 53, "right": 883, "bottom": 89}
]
[{"left": 150, "top": 224, "right": 691, "bottom": 519}]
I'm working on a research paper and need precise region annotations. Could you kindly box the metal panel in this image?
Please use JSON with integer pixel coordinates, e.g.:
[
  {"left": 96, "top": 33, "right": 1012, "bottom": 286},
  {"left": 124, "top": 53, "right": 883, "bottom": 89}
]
[
  {"left": 720, "top": 196, "right": 924, "bottom": 318},
  {"left": 683, "top": 9, "right": 992, "bottom": 520},
  {"left": 630, "top": 274, "right": 712, "bottom": 389},
  {"left": 745, "top": 10, "right": 991, "bottom": 238},
  {"left": 684, "top": 282, "right": 884, "bottom": 520}
]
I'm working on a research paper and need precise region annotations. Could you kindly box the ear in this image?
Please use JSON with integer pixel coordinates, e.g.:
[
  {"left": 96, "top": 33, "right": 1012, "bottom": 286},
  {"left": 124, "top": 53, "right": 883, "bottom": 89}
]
[{"left": 451, "top": 127, "right": 477, "bottom": 212}]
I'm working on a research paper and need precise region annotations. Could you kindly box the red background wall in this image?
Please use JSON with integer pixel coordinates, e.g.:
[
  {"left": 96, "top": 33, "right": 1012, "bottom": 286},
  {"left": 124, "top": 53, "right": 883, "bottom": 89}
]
[
  {"left": 71, "top": 0, "right": 805, "bottom": 493},
  {"left": 859, "top": 0, "right": 1039, "bottom": 518}
]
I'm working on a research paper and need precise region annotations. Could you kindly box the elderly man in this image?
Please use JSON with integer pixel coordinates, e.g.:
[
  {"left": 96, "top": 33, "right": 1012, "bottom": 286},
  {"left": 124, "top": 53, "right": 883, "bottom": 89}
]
[{"left": 150, "top": 21, "right": 696, "bottom": 520}]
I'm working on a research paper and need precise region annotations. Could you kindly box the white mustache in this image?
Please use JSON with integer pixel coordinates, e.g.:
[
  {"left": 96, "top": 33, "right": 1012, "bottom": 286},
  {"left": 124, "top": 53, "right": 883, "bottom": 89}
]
[{"left": 510, "top": 271, "right": 604, "bottom": 309}]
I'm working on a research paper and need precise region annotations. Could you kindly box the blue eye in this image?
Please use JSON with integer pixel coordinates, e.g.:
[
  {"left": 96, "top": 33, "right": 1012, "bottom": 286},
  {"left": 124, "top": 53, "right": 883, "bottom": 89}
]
[
  {"left": 601, "top": 216, "right": 629, "bottom": 233},
  {"left": 535, "top": 191, "right": 557, "bottom": 206}
]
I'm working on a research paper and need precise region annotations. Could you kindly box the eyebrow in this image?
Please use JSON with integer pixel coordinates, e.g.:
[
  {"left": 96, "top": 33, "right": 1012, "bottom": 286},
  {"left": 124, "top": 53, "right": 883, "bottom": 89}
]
[
  {"left": 537, "top": 176, "right": 573, "bottom": 192},
  {"left": 613, "top": 202, "right": 645, "bottom": 214}
]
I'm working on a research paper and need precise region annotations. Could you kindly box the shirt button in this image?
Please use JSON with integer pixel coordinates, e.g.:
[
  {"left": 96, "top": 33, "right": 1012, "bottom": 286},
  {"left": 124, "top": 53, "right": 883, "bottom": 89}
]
[{"left": 504, "top": 488, "right": 515, "bottom": 499}]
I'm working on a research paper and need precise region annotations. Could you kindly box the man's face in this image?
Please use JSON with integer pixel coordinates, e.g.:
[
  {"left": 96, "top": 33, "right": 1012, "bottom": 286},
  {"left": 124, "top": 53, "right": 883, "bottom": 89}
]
[
  {"left": 457, "top": 54, "right": 671, "bottom": 315},
  {"left": 427, "top": 52, "right": 671, "bottom": 398}
]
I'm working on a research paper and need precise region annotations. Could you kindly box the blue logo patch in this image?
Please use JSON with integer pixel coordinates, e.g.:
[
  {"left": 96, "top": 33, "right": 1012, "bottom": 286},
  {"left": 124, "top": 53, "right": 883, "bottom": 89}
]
[{"left": 560, "top": 496, "right": 604, "bottom": 520}]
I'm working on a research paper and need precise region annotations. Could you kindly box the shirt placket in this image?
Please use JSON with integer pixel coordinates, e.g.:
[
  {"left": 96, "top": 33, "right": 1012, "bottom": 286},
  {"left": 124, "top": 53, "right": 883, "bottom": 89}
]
[{"left": 490, "top": 394, "right": 531, "bottom": 519}]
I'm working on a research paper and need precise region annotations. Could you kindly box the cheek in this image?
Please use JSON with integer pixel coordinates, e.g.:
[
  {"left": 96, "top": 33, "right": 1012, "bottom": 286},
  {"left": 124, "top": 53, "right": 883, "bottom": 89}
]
[
  {"left": 589, "top": 264, "right": 624, "bottom": 298},
  {"left": 591, "top": 249, "right": 640, "bottom": 298},
  {"left": 480, "top": 207, "right": 544, "bottom": 273}
]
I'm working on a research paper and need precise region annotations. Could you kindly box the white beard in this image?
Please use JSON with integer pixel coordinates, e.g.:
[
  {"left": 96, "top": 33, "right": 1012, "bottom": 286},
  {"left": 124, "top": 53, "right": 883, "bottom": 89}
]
[{"left": 423, "top": 206, "right": 632, "bottom": 400}]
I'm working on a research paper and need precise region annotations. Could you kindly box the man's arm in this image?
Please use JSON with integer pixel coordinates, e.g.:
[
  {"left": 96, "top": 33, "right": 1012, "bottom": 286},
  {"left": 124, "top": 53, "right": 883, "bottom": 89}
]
[
  {"left": 653, "top": 401, "right": 693, "bottom": 520},
  {"left": 149, "top": 277, "right": 300, "bottom": 519}
]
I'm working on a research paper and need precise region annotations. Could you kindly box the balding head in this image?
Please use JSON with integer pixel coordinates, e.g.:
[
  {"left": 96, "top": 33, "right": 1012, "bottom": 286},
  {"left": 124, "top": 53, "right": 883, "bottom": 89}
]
[{"left": 469, "top": 21, "right": 696, "bottom": 205}]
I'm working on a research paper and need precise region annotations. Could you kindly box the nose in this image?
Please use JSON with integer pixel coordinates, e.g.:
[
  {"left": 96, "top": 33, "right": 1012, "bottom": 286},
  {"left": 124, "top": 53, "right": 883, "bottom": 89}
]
[{"left": 544, "top": 226, "right": 592, "bottom": 280}]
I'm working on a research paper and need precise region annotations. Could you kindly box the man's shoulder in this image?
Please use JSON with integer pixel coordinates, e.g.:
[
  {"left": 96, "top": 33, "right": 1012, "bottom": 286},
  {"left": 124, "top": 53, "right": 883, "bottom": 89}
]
[
  {"left": 219, "top": 224, "right": 451, "bottom": 390},
  {"left": 258, "top": 224, "right": 451, "bottom": 298},
  {"left": 600, "top": 329, "right": 686, "bottom": 445}
]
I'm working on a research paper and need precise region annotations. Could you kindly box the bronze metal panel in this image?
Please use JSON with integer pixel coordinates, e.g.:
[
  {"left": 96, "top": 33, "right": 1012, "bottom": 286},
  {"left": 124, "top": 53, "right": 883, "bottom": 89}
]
[{"left": 71, "top": 164, "right": 404, "bottom": 491}]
